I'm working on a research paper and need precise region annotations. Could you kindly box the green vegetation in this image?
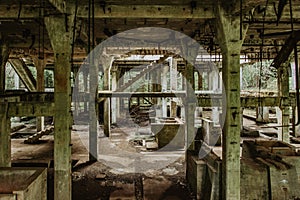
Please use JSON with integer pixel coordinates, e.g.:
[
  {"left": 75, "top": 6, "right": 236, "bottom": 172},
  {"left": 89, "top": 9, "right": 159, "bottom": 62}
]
[{"left": 242, "top": 60, "right": 278, "bottom": 90}]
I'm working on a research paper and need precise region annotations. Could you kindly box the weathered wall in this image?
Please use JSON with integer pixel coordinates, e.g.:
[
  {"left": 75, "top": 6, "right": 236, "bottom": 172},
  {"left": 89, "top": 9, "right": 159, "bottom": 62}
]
[
  {"left": 240, "top": 158, "right": 269, "bottom": 200},
  {"left": 0, "top": 168, "right": 47, "bottom": 200},
  {"left": 151, "top": 119, "right": 185, "bottom": 148}
]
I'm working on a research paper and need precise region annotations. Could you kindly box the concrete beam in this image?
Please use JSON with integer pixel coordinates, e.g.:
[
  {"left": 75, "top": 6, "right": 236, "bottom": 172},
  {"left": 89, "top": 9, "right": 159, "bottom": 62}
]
[
  {"left": 0, "top": 4, "right": 214, "bottom": 19},
  {"left": 0, "top": 5, "right": 40, "bottom": 19},
  {"left": 271, "top": 30, "right": 300, "bottom": 69},
  {"left": 7, "top": 102, "right": 54, "bottom": 117},
  {"left": 98, "top": 91, "right": 186, "bottom": 99},
  {"left": 45, "top": 15, "right": 73, "bottom": 200},
  {"left": 48, "top": 0, "right": 66, "bottom": 14},
  {"left": 9, "top": 59, "right": 36, "bottom": 92},
  {"left": 77, "top": 4, "right": 214, "bottom": 19}
]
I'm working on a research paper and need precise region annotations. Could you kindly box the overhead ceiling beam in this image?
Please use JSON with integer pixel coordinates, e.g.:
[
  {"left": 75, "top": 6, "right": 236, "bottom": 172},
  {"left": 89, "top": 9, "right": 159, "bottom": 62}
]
[
  {"left": 77, "top": 5, "right": 214, "bottom": 19},
  {"left": 0, "top": 4, "right": 214, "bottom": 19},
  {"left": 271, "top": 30, "right": 300, "bottom": 68},
  {"left": 48, "top": 0, "right": 66, "bottom": 13},
  {"left": 231, "top": 0, "right": 277, "bottom": 15},
  {"left": 9, "top": 58, "right": 37, "bottom": 92},
  {"left": 0, "top": 5, "right": 40, "bottom": 19}
]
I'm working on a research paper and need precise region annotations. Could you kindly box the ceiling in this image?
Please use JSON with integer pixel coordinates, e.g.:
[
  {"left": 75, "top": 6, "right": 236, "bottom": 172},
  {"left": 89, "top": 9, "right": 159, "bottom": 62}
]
[{"left": 1, "top": 0, "right": 300, "bottom": 66}]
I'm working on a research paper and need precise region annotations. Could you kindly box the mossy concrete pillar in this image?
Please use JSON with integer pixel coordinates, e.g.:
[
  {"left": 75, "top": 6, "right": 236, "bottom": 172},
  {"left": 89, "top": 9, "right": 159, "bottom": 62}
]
[
  {"left": 161, "top": 64, "right": 168, "bottom": 117},
  {"left": 33, "top": 57, "right": 45, "bottom": 131},
  {"left": 103, "top": 66, "right": 111, "bottom": 137},
  {"left": 45, "top": 15, "right": 74, "bottom": 200},
  {"left": 111, "top": 70, "right": 117, "bottom": 124},
  {"left": 89, "top": 56, "right": 98, "bottom": 161},
  {"left": 185, "top": 62, "right": 196, "bottom": 150},
  {"left": 215, "top": 3, "right": 248, "bottom": 199},
  {"left": 277, "top": 62, "right": 290, "bottom": 143},
  {"left": 0, "top": 102, "right": 11, "bottom": 167},
  {"left": 0, "top": 34, "right": 9, "bottom": 93}
]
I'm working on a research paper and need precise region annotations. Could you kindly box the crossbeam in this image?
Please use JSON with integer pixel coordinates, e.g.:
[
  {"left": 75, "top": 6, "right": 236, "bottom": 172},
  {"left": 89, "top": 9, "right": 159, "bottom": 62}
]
[
  {"left": 4, "top": 102, "right": 55, "bottom": 117},
  {"left": 0, "top": 4, "right": 214, "bottom": 19}
]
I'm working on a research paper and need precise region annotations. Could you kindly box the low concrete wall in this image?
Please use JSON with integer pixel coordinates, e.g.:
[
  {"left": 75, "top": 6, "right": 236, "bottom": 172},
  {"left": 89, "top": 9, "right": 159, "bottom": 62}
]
[
  {"left": 186, "top": 154, "right": 207, "bottom": 199},
  {"left": 151, "top": 117, "right": 184, "bottom": 149},
  {"left": 201, "top": 118, "right": 221, "bottom": 146},
  {"left": 241, "top": 141, "right": 300, "bottom": 200},
  {"left": 0, "top": 167, "right": 47, "bottom": 200},
  {"left": 186, "top": 150, "right": 221, "bottom": 200}
]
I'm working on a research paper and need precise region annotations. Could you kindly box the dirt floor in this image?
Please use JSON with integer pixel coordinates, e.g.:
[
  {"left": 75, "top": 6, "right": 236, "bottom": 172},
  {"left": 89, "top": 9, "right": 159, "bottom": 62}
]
[
  {"left": 11, "top": 119, "right": 196, "bottom": 200},
  {"left": 11, "top": 109, "right": 294, "bottom": 199}
]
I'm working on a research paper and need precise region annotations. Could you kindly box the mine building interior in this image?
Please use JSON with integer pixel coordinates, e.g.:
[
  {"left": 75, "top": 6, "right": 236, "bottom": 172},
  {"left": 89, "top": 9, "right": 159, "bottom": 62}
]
[{"left": 1, "top": 0, "right": 300, "bottom": 199}]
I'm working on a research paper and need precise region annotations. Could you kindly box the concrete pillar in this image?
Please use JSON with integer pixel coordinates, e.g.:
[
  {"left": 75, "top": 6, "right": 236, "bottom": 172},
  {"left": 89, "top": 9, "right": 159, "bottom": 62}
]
[
  {"left": 0, "top": 37, "right": 11, "bottom": 167},
  {"left": 170, "top": 57, "right": 177, "bottom": 91},
  {"left": 0, "top": 103, "right": 11, "bottom": 167},
  {"left": 151, "top": 68, "right": 158, "bottom": 104},
  {"left": 277, "top": 62, "right": 290, "bottom": 143},
  {"left": 111, "top": 71, "right": 117, "bottom": 123},
  {"left": 181, "top": 70, "right": 186, "bottom": 92},
  {"left": 34, "top": 58, "right": 45, "bottom": 131},
  {"left": 197, "top": 71, "right": 203, "bottom": 91},
  {"left": 118, "top": 70, "right": 126, "bottom": 118},
  {"left": 89, "top": 55, "right": 98, "bottom": 161},
  {"left": 209, "top": 70, "right": 220, "bottom": 125},
  {"left": 256, "top": 107, "right": 269, "bottom": 123},
  {"left": 103, "top": 67, "right": 111, "bottom": 137},
  {"left": 83, "top": 70, "right": 88, "bottom": 112},
  {"left": 45, "top": 15, "right": 74, "bottom": 200},
  {"left": 161, "top": 64, "right": 168, "bottom": 117},
  {"left": 73, "top": 67, "right": 80, "bottom": 117},
  {"left": 240, "top": 108, "right": 244, "bottom": 130},
  {"left": 0, "top": 34, "right": 9, "bottom": 93},
  {"left": 153, "top": 68, "right": 162, "bottom": 116},
  {"left": 291, "top": 62, "right": 300, "bottom": 136},
  {"left": 14, "top": 72, "right": 19, "bottom": 89},
  {"left": 240, "top": 66, "right": 243, "bottom": 89},
  {"left": 185, "top": 62, "right": 196, "bottom": 150},
  {"left": 170, "top": 58, "right": 178, "bottom": 118},
  {"left": 215, "top": 3, "right": 248, "bottom": 199}
]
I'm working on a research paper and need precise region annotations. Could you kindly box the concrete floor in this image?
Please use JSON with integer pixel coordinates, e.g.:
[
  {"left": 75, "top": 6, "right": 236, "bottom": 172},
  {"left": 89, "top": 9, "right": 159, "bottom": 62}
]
[{"left": 11, "top": 122, "right": 196, "bottom": 200}]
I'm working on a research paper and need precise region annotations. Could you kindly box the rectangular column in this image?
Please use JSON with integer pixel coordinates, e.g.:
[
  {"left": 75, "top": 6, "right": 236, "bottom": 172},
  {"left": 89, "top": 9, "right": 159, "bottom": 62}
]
[
  {"left": 185, "top": 63, "right": 195, "bottom": 150},
  {"left": 45, "top": 15, "right": 73, "bottom": 200},
  {"left": 111, "top": 71, "right": 117, "bottom": 123},
  {"left": 0, "top": 103, "right": 11, "bottom": 167},
  {"left": 215, "top": 4, "right": 247, "bottom": 199},
  {"left": 290, "top": 62, "right": 300, "bottom": 136},
  {"left": 209, "top": 70, "right": 220, "bottom": 125},
  {"left": 161, "top": 64, "right": 168, "bottom": 117},
  {"left": 34, "top": 58, "right": 45, "bottom": 131},
  {"left": 256, "top": 107, "right": 269, "bottom": 123},
  {"left": 0, "top": 35, "right": 9, "bottom": 93},
  {"left": 170, "top": 58, "right": 178, "bottom": 118},
  {"left": 89, "top": 56, "right": 98, "bottom": 161},
  {"left": 103, "top": 67, "right": 111, "bottom": 137},
  {"left": 277, "top": 63, "right": 290, "bottom": 143}
]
